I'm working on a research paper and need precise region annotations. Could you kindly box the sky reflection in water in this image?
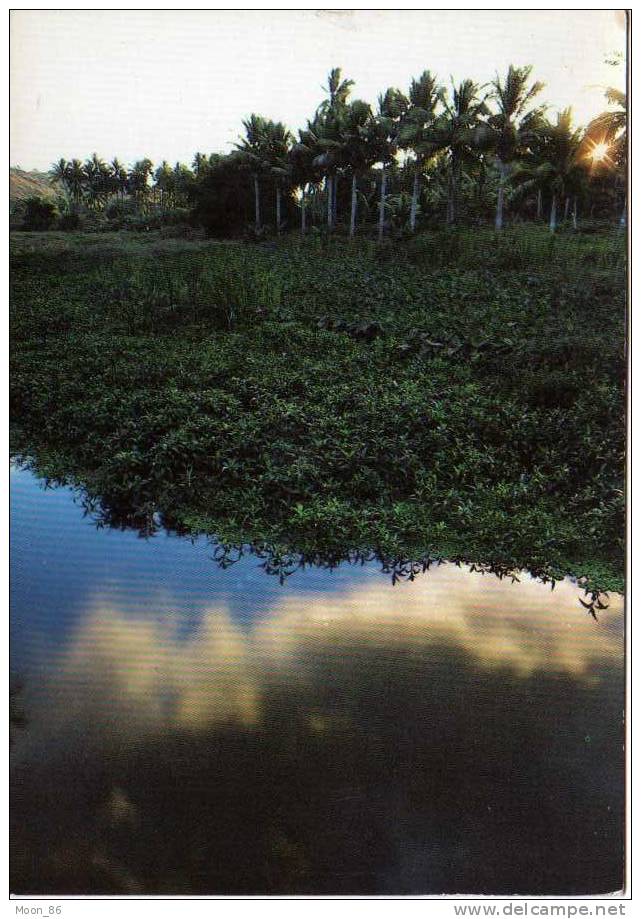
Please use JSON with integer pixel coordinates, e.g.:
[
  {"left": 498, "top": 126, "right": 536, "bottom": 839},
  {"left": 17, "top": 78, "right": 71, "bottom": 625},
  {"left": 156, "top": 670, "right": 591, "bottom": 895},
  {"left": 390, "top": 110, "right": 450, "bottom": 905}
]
[{"left": 10, "top": 466, "right": 624, "bottom": 895}]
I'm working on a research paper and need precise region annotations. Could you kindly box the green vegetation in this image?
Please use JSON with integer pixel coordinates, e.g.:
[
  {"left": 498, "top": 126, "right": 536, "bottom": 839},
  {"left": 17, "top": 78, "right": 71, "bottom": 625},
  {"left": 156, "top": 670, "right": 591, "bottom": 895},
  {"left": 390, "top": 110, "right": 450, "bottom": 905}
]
[{"left": 10, "top": 227, "right": 626, "bottom": 594}]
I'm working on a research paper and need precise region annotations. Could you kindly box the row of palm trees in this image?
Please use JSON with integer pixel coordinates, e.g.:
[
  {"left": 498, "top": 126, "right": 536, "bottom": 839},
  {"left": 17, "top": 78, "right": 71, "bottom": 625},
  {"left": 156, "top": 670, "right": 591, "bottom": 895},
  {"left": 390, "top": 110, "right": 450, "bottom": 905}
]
[
  {"left": 234, "top": 65, "right": 626, "bottom": 237},
  {"left": 50, "top": 64, "right": 626, "bottom": 236},
  {"left": 49, "top": 154, "right": 192, "bottom": 212}
]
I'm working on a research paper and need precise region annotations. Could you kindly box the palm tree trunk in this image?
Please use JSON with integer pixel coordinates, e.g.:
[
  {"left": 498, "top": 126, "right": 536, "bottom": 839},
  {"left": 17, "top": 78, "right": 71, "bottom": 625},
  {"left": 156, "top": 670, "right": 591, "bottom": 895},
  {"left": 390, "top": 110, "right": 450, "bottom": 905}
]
[
  {"left": 446, "top": 167, "right": 457, "bottom": 225},
  {"left": 378, "top": 166, "right": 387, "bottom": 243},
  {"left": 253, "top": 175, "right": 261, "bottom": 232},
  {"left": 326, "top": 174, "right": 333, "bottom": 229},
  {"left": 572, "top": 198, "right": 578, "bottom": 231},
  {"left": 276, "top": 185, "right": 282, "bottom": 235},
  {"left": 549, "top": 194, "right": 557, "bottom": 233},
  {"left": 495, "top": 160, "right": 507, "bottom": 231},
  {"left": 495, "top": 181, "right": 504, "bottom": 230},
  {"left": 350, "top": 172, "right": 358, "bottom": 238},
  {"left": 536, "top": 188, "right": 542, "bottom": 220},
  {"left": 301, "top": 187, "right": 306, "bottom": 236},
  {"left": 563, "top": 196, "right": 570, "bottom": 223},
  {"left": 333, "top": 174, "right": 338, "bottom": 226},
  {"left": 410, "top": 169, "right": 420, "bottom": 233}
]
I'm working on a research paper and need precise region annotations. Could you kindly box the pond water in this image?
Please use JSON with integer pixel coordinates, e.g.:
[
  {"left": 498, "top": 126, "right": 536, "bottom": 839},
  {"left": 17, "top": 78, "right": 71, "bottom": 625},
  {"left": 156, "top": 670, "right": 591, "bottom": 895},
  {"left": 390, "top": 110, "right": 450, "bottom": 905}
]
[{"left": 10, "top": 464, "right": 625, "bottom": 895}]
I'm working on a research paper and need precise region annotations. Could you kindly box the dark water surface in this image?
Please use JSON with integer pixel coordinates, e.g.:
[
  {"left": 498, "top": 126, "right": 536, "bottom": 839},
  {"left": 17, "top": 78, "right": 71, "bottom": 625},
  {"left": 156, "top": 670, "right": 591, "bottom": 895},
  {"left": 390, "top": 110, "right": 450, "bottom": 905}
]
[{"left": 10, "top": 465, "right": 625, "bottom": 895}]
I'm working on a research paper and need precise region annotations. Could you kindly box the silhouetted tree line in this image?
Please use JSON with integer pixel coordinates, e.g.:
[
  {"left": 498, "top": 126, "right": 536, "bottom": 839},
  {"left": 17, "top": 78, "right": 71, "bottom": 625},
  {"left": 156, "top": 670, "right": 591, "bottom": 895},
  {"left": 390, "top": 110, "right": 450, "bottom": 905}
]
[{"left": 39, "top": 59, "right": 627, "bottom": 237}]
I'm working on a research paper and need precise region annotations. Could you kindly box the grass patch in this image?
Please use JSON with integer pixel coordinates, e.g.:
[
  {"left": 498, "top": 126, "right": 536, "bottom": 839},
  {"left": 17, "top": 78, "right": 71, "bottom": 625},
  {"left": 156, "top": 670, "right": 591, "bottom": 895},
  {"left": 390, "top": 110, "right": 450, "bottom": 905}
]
[{"left": 10, "top": 227, "right": 626, "bottom": 593}]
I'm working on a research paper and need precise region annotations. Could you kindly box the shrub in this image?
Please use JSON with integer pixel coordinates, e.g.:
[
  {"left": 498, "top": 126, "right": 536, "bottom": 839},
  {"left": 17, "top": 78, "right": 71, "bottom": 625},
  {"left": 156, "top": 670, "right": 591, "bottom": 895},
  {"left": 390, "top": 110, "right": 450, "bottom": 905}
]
[{"left": 21, "top": 196, "right": 58, "bottom": 231}]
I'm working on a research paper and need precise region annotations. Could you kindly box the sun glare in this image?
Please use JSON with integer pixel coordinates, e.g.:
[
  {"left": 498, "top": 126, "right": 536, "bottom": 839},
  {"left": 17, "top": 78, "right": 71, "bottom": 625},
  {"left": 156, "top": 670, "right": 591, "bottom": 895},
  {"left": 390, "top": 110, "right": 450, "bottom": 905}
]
[{"left": 590, "top": 141, "right": 610, "bottom": 163}]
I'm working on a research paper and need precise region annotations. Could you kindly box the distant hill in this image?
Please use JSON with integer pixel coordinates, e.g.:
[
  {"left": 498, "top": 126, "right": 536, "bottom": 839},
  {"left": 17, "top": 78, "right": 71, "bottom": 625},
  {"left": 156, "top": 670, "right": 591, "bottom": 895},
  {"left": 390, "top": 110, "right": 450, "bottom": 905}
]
[{"left": 10, "top": 167, "right": 62, "bottom": 202}]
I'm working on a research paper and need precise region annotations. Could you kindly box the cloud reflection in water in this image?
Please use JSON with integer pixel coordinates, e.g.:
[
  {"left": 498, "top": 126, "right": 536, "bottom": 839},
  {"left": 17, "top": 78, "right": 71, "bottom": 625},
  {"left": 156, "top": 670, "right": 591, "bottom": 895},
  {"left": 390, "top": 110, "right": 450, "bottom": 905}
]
[{"left": 11, "top": 564, "right": 624, "bottom": 896}]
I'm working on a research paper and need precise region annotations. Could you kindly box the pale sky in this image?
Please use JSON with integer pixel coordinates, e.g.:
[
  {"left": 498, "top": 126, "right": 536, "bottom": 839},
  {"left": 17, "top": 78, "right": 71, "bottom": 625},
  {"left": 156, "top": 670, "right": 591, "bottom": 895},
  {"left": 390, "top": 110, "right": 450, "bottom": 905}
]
[{"left": 10, "top": 9, "right": 627, "bottom": 172}]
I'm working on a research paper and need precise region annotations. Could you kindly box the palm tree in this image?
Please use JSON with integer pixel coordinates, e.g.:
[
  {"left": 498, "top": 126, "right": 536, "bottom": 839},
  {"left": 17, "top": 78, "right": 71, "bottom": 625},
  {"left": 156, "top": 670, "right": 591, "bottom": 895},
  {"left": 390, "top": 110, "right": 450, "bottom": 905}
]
[
  {"left": 338, "top": 99, "right": 377, "bottom": 237},
  {"left": 192, "top": 152, "right": 208, "bottom": 177},
  {"left": 318, "top": 67, "right": 354, "bottom": 114},
  {"left": 82, "top": 154, "right": 97, "bottom": 208},
  {"left": 154, "top": 160, "right": 173, "bottom": 207},
  {"left": 485, "top": 64, "right": 545, "bottom": 230},
  {"left": 83, "top": 153, "right": 110, "bottom": 210},
  {"left": 398, "top": 71, "right": 446, "bottom": 232},
  {"left": 110, "top": 158, "right": 128, "bottom": 202},
  {"left": 435, "top": 80, "right": 489, "bottom": 225},
  {"left": 263, "top": 120, "right": 293, "bottom": 234},
  {"left": 173, "top": 162, "right": 193, "bottom": 208},
  {"left": 585, "top": 86, "right": 627, "bottom": 227},
  {"left": 374, "top": 87, "right": 409, "bottom": 241},
  {"left": 289, "top": 126, "right": 322, "bottom": 235},
  {"left": 586, "top": 86, "right": 627, "bottom": 167},
  {"left": 514, "top": 109, "right": 585, "bottom": 232},
  {"left": 49, "top": 157, "right": 69, "bottom": 193},
  {"left": 294, "top": 115, "right": 329, "bottom": 229},
  {"left": 312, "top": 117, "right": 342, "bottom": 230},
  {"left": 237, "top": 113, "right": 270, "bottom": 232},
  {"left": 128, "top": 158, "right": 154, "bottom": 212},
  {"left": 66, "top": 159, "right": 85, "bottom": 210},
  {"left": 315, "top": 68, "right": 354, "bottom": 228}
]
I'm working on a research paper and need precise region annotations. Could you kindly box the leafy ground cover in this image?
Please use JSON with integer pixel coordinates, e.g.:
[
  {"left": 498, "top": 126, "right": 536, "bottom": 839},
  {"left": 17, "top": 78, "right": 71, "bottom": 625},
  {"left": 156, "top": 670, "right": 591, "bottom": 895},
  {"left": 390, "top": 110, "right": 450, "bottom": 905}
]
[{"left": 10, "top": 226, "right": 626, "bottom": 594}]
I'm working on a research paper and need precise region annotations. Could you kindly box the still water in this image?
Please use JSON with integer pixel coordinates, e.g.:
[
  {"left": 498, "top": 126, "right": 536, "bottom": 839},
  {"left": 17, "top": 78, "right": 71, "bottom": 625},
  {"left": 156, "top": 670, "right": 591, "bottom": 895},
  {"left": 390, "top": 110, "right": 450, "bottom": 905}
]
[{"left": 10, "top": 465, "right": 624, "bottom": 895}]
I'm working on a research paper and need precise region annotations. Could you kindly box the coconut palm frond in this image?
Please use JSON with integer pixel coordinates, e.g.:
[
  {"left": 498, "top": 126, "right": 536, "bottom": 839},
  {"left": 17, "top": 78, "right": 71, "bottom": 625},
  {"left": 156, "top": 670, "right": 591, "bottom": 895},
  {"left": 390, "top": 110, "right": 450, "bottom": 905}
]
[{"left": 605, "top": 87, "right": 626, "bottom": 110}]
